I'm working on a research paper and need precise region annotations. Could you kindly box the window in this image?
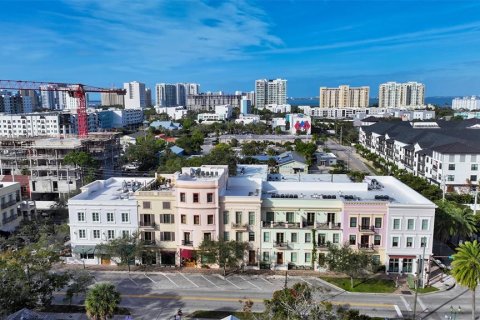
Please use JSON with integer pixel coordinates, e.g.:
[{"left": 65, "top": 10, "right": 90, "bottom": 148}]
[
  {"left": 406, "top": 236, "right": 413, "bottom": 247},
  {"left": 392, "top": 236, "right": 399, "bottom": 247},
  {"left": 447, "top": 175, "right": 455, "bottom": 181},
  {"left": 77, "top": 212, "right": 85, "bottom": 222},
  {"left": 223, "top": 231, "right": 230, "bottom": 241},
  {"left": 286, "top": 212, "right": 294, "bottom": 223},
  {"left": 121, "top": 213, "right": 129, "bottom": 223},
  {"left": 349, "top": 217, "right": 357, "bottom": 228},
  {"left": 181, "top": 215, "right": 186, "bottom": 224},
  {"left": 93, "top": 230, "right": 100, "bottom": 239},
  {"left": 403, "top": 258, "right": 413, "bottom": 273},
  {"left": 193, "top": 193, "right": 199, "bottom": 203},
  {"left": 291, "top": 233, "right": 297, "bottom": 243},
  {"left": 393, "top": 219, "right": 400, "bottom": 230},
  {"left": 180, "top": 193, "right": 186, "bottom": 202},
  {"left": 236, "top": 232, "right": 243, "bottom": 242},
  {"left": 160, "top": 232, "right": 175, "bottom": 241},
  {"left": 194, "top": 215, "right": 200, "bottom": 225},
  {"left": 78, "top": 229, "right": 86, "bottom": 239},
  {"left": 143, "top": 201, "right": 151, "bottom": 209},
  {"left": 263, "top": 252, "right": 270, "bottom": 262},
  {"left": 107, "top": 230, "right": 115, "bottom": 239},
  {"left": 421, "top": 219, "right": 428, "bottom": 230},
  {"left": 122, "top": 230, "right": 130, "bottom": 238},
  {"left": 471, "top": 175, "right": 478, "bottom": 182},
  {"left": 160, "top": 214, "right": 174, "bottom": 224},
  {"left": 420, "top": 236, "right": 428, "bottom": 247},
  {"left": 80, "top": 253, "right": 94, "bottom": 260},
  {"left": 407, "top": 219, "right": 415, "bottom": 230},
  {"left": 235, "top": 211, "right": 242, "bottom": 224},
  {"left": 249, "top": 232, "right": 255, "bottom": 242},
  {"left": 305, "top": 233, "right": 311, "bottom": 243},
  {"left": 305, "top": 253, "right": 311, "bottom": 263},
  {"left": 207, "top": 193, "right": 213, "bottom": 203},
  {"left": 162, "top": 202, "right": 171, "bottom": 209},
  {"left": 388, "top": 258, "right": 399, "bottom": 272},
  {"left": 248, "top": 212, "right": 255, "bottom": 225},
  {"left": 374, "top": 217, "right": 382, "bottom": 228},
  {"left": 204, "top": 233, "right": 211, "bottom": 241},
  {"left": 106, "top": 212, "right": 114, "bottom": 222},
  {"left": 374, "top": 235, "right": 381, "bottom": 246},
  {"left": 472, "top": 164, "right": 478, "bottom": 171},
  {"left": 333, "top": 233, "right": 339, "bottom": 244},
  {"left": 207, "top": 215, "right": 214, "bottom": 225},
  {"left": 291, "top": 252, "right": 297, "bottom": 263},
  {"left": 92, "top": 212, "right": 99, "bottom": 222},
  {"left": 448, "top": 164, "right": 455, "bottom": 170},
  {"left": 223, "top": 211, "right": 229, "bottom": 224},
  {"left": 263, "top": 232, "right": 270, "bottom": 242},
  {"left": 349, "top": 235, "right": 356, "bottom": 245}
]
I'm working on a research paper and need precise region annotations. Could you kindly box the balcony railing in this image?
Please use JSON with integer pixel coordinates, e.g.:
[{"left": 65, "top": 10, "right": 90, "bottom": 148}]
[
  {"left": 1, "top": 200, "right": 17, "bottom": 209},
  {"left": 262, "top": 221, "right": 301, "bottom": 228},
  {"left": 142, "top": 240, "right": 156, "bottom": 246},
  {"left": 182, "top": 240, "right": 193, "bottom": 246},
  {"left": 139, "top": 221, "right": 157, "bottom": 228},
  {"left": 2, "top": 215, "right": 18, "bottom": 224},
  {"left": 358, "top": 225, "right": 376, "bottom": 233},
  {"left": 273, "top": 242, "right": 291, "bottom": 249},
  {"left": 316, "top": 222, "right": 341, "bottom": 230},
  {"left": 358, "top": 243, "right": 376, "bottom": 251},
  {"left": 231, "top": 222, "right": 249, "bottom": 230}
]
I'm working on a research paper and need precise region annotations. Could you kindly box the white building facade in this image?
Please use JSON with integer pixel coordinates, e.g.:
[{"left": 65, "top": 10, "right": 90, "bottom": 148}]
[
  {"left": 452, "top": 96, "right": 480, "bottom": 111},
  {"left": 255, "top": 79, "right": 287, "bottom": 109},
  {"left": 124, "top": 81, "right": 146, "bottom": 109}
]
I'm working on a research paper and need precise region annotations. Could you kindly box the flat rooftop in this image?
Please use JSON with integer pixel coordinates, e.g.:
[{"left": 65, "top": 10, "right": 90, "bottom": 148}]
[
  {"left": 70, "top": 177, "right": 154, "bottom": 202},
  {"left": 176, "top": 166, "right": 227, "bottom": 182},
  {"left": 268, "top": 174, "right": 351, "bottom": 183},
  {"left": 261, "top": 176, "right": 435, "bottom": 206}
]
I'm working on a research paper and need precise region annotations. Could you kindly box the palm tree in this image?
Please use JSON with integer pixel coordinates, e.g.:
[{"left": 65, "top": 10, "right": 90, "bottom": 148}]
[
  {"left": 451, "top": 240, "right": 480, "bottom": 320},
  {"left": 434, "top": 201, "right": 477, "bottom": 243},
  {"left": 85, "top": 283, "right": 121, "bottom": 320}
]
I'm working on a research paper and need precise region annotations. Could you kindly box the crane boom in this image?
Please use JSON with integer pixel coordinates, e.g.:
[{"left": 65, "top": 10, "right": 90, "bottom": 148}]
[{"left": 0, "top": 79, "right": 126, "bottom": 137}]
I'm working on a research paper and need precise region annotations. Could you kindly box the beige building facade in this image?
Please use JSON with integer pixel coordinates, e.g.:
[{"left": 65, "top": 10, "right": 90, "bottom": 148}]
[{"left": 319, "top": 85, "right": 369, "bottom": 108}]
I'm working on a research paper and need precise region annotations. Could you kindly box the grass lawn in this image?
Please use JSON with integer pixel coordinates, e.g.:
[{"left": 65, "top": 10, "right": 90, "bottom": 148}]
[
  {"left": 412, "top": 286, "right": 439, "bottom": 294},
  {"left": 187, "top": 310, "right": 261, "bottom": 319},
  {"left": 320, "top": 277, "right": 396, "bottom": 293}
]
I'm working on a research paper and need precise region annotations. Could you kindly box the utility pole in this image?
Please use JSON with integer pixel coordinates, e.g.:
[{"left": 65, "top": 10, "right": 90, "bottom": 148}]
[{"left": 413, "top": 242, "right": 426, "bottom": 319}]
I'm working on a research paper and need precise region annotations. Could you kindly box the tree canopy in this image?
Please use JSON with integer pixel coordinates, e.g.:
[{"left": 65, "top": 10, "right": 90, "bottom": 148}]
[
  {"left": 124, "top": 134, "right": 166, "bottom": 171},
  {"left": 197, "top": 239, "right": 249, "bottom": 274},
  {"left": 85, "top": 283, "right": 121, "bottom": 320}
]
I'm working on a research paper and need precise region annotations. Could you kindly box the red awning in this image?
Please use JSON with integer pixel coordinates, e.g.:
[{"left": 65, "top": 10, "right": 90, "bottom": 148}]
[
  {"left": 180, "top": 249, "right": 194, "bottom": 259},
  {"left": 389, "top": 255, "right": 416, "bottom": 259}
]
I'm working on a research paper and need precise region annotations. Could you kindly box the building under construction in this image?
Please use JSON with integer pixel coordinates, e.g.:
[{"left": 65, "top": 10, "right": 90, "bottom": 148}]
[{"left": 0, "top": 133, "right": 121, "bottom": 201}]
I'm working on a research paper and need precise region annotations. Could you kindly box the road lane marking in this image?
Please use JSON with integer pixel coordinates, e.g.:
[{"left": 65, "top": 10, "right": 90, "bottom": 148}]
[
  {"left": 160, "top": 272, "right": 179, "bottom": 288},
  {"left": 201, "top": 275, "right": 220, "bottom": 288},
  {"left": 144, "top": 273, "right": 157, "bottom": 284},
  {"left": 239, "top": 275, "right": 262, "bottom": 290},
  {"left": 260, "top": 277, "right": 272, "bottom": 284},
  {"left": 418, "top": 297, "right": 427, "bottom": 311},
  {"left": 394, "top": 305, "right": 403, "bottom": 318},
  {"left": 401, "top": 296, "right": 412, "bottom": 312},
  {"left": 178, "top": 272, "right": 199, "bottom": 288},
  {"left": 216, "top": 274, "right": 241, "bottom": 289}
]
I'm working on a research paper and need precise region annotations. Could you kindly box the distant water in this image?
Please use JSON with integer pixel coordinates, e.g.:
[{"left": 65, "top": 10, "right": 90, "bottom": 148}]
[{"left": 288, "top": 97, "right": 454, "bottom": 107}]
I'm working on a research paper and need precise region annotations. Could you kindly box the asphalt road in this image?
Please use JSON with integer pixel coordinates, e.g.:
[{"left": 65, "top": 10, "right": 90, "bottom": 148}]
[
  {"left": 325, "top": 139, "right": 375, "bottom": 174},
  {"left": 54, "top": 271, "right": 475, "bottom": 319}
]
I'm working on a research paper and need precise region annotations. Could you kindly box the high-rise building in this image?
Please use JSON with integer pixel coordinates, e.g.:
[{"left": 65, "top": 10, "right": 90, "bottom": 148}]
[
  {"left": 19, "top": 89, "right": 40, "bottom": 110},
  {"left": 101, "top": 92, "right": 124, "bottom": 106},
  {"left": 175, "top": 83, "right": 186, "bottom": 107},
  {"left": 0, "top": 92, "right": 33, "bottom": 114},
  {"left": 145, "top": 88, "right": 152, "bottom": 107},
  {"left": 156, "top": 83, "right": 177, "bottom": 107},
  {"left": 40, "top": 85, "right": 66, "bottom": 110},
  {"left": 452, "top": 96, "right": 480, "bottom": 111},
  {"left": 378, "top": 82, "right": 425, "bottom": 108},
  {"left": 319, "top": 85, "right": 369, "bottom": 108},
  {"left": 124, "top": 81, "right": 146, "bottom": 109},
  {"left": 255, "top": 79, "right": 287, "bottom": 109}
]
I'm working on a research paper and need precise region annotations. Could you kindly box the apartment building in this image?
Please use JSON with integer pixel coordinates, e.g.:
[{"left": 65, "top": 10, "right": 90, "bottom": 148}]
[
  {"left": 319, "top": 85, "right": 369, "bottom": 108},
  {"left": 452, "top": 96, "right": 480, "bottom": 111},
  {"left": 359, "top": 120, "right": 480, "bottom": 192},
  {"left": 67, "top": 165, "right": 435, "bottom": 274},
  {"left": 255, "top": 79, "right": 287, "bottom": 109},
  {"left": 0, "top": 112, "right": 73, "bottom": 138},
  {"left": 187, "top": 93, "right": 241, "bottom": 111},
  {"left": 124, "top": 81, "right": 146, "bottom": 109},
  {"left": 379, "top": 82, "right": 425, "bottom": 108},
  {"left": 0, "top": 92, "right": 33, "bottom": 114},
  {"left": 100, "top": 92, "right": 124, "bottom": 106},
  {"left": 0, "top": 182, "right": 22, "bottom": 232}
]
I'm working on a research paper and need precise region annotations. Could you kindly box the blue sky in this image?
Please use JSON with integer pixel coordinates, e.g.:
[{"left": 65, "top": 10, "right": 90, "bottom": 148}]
[{"left": 2, "top": 0, "right": 480, "bottom": 97}]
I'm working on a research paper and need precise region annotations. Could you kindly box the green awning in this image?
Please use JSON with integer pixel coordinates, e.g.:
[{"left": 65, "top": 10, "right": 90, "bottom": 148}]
[{"left": 72, "top": 245, "right": 106, "bottom": 254}]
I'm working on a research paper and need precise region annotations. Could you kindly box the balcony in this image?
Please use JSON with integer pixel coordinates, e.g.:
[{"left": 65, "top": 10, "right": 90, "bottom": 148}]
[
  {"left": 231, "top": 222, "right": 249, "bottom": 230},
  {"left": 273, "top": 242, "right": 291, "bottom": 249},
  {"left": 358, "top": 243, "right": 376, "bottom": 251},
  {"left": 1, "top": 200, "right": 17, "bottom": 209},
  {"left": 262, "top": 221, "right": 301, "bottom": 228},
  {"left": 358, "top": 225, "right": 376, "bottom": 233},
  {"left": 139, "top": 221, "right": 157, "bottom": 228},
  {"left": 317, "top": 242, "right": 330, "bottom": 251},
  {"left": 182, "top": 240, "right": 193, "bottom": 246},
  {"left": 2, "top": 214, "right": 18, "bottom": 225},
  {"left": 142, "top": 240, "right": 156, "bottom": 246},
  {"left": 316, "top": 222, "right": 341, "bottom": 230}
]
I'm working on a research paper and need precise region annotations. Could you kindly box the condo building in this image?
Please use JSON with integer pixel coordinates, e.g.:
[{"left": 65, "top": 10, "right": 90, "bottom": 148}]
[
  {"left": 378, "top": 82, "right": 425, "bottom": 108},
  {"left": 67, "top": 165, "right": 435, "bottom": 276},
  {"left": 255, "top": 79, "right": 287, "bottom": 109},
  {"left": 123, "top": 81, "right": 146, "bottom": 109},
  {"left": 319, "top": 85, "right": 369, "bottom": 108},
  {"left": 452, "top": 96, "right": 480, "bottom": 111}
]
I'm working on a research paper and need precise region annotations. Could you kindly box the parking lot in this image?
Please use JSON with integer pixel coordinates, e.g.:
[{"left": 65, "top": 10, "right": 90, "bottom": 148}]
[{"left": 89, "top": 271, "right": 335, "bottom": 293}]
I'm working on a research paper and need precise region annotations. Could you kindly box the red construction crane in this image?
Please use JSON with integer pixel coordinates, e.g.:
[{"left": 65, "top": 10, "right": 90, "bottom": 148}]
[{"left": 0, "top": 79, "right": 126, "bottom": 138}]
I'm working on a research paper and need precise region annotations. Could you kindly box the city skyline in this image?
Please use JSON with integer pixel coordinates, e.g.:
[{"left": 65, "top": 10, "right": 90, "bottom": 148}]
[{"left": 2, "top": 1, "right": 480, "bottom": 96}]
